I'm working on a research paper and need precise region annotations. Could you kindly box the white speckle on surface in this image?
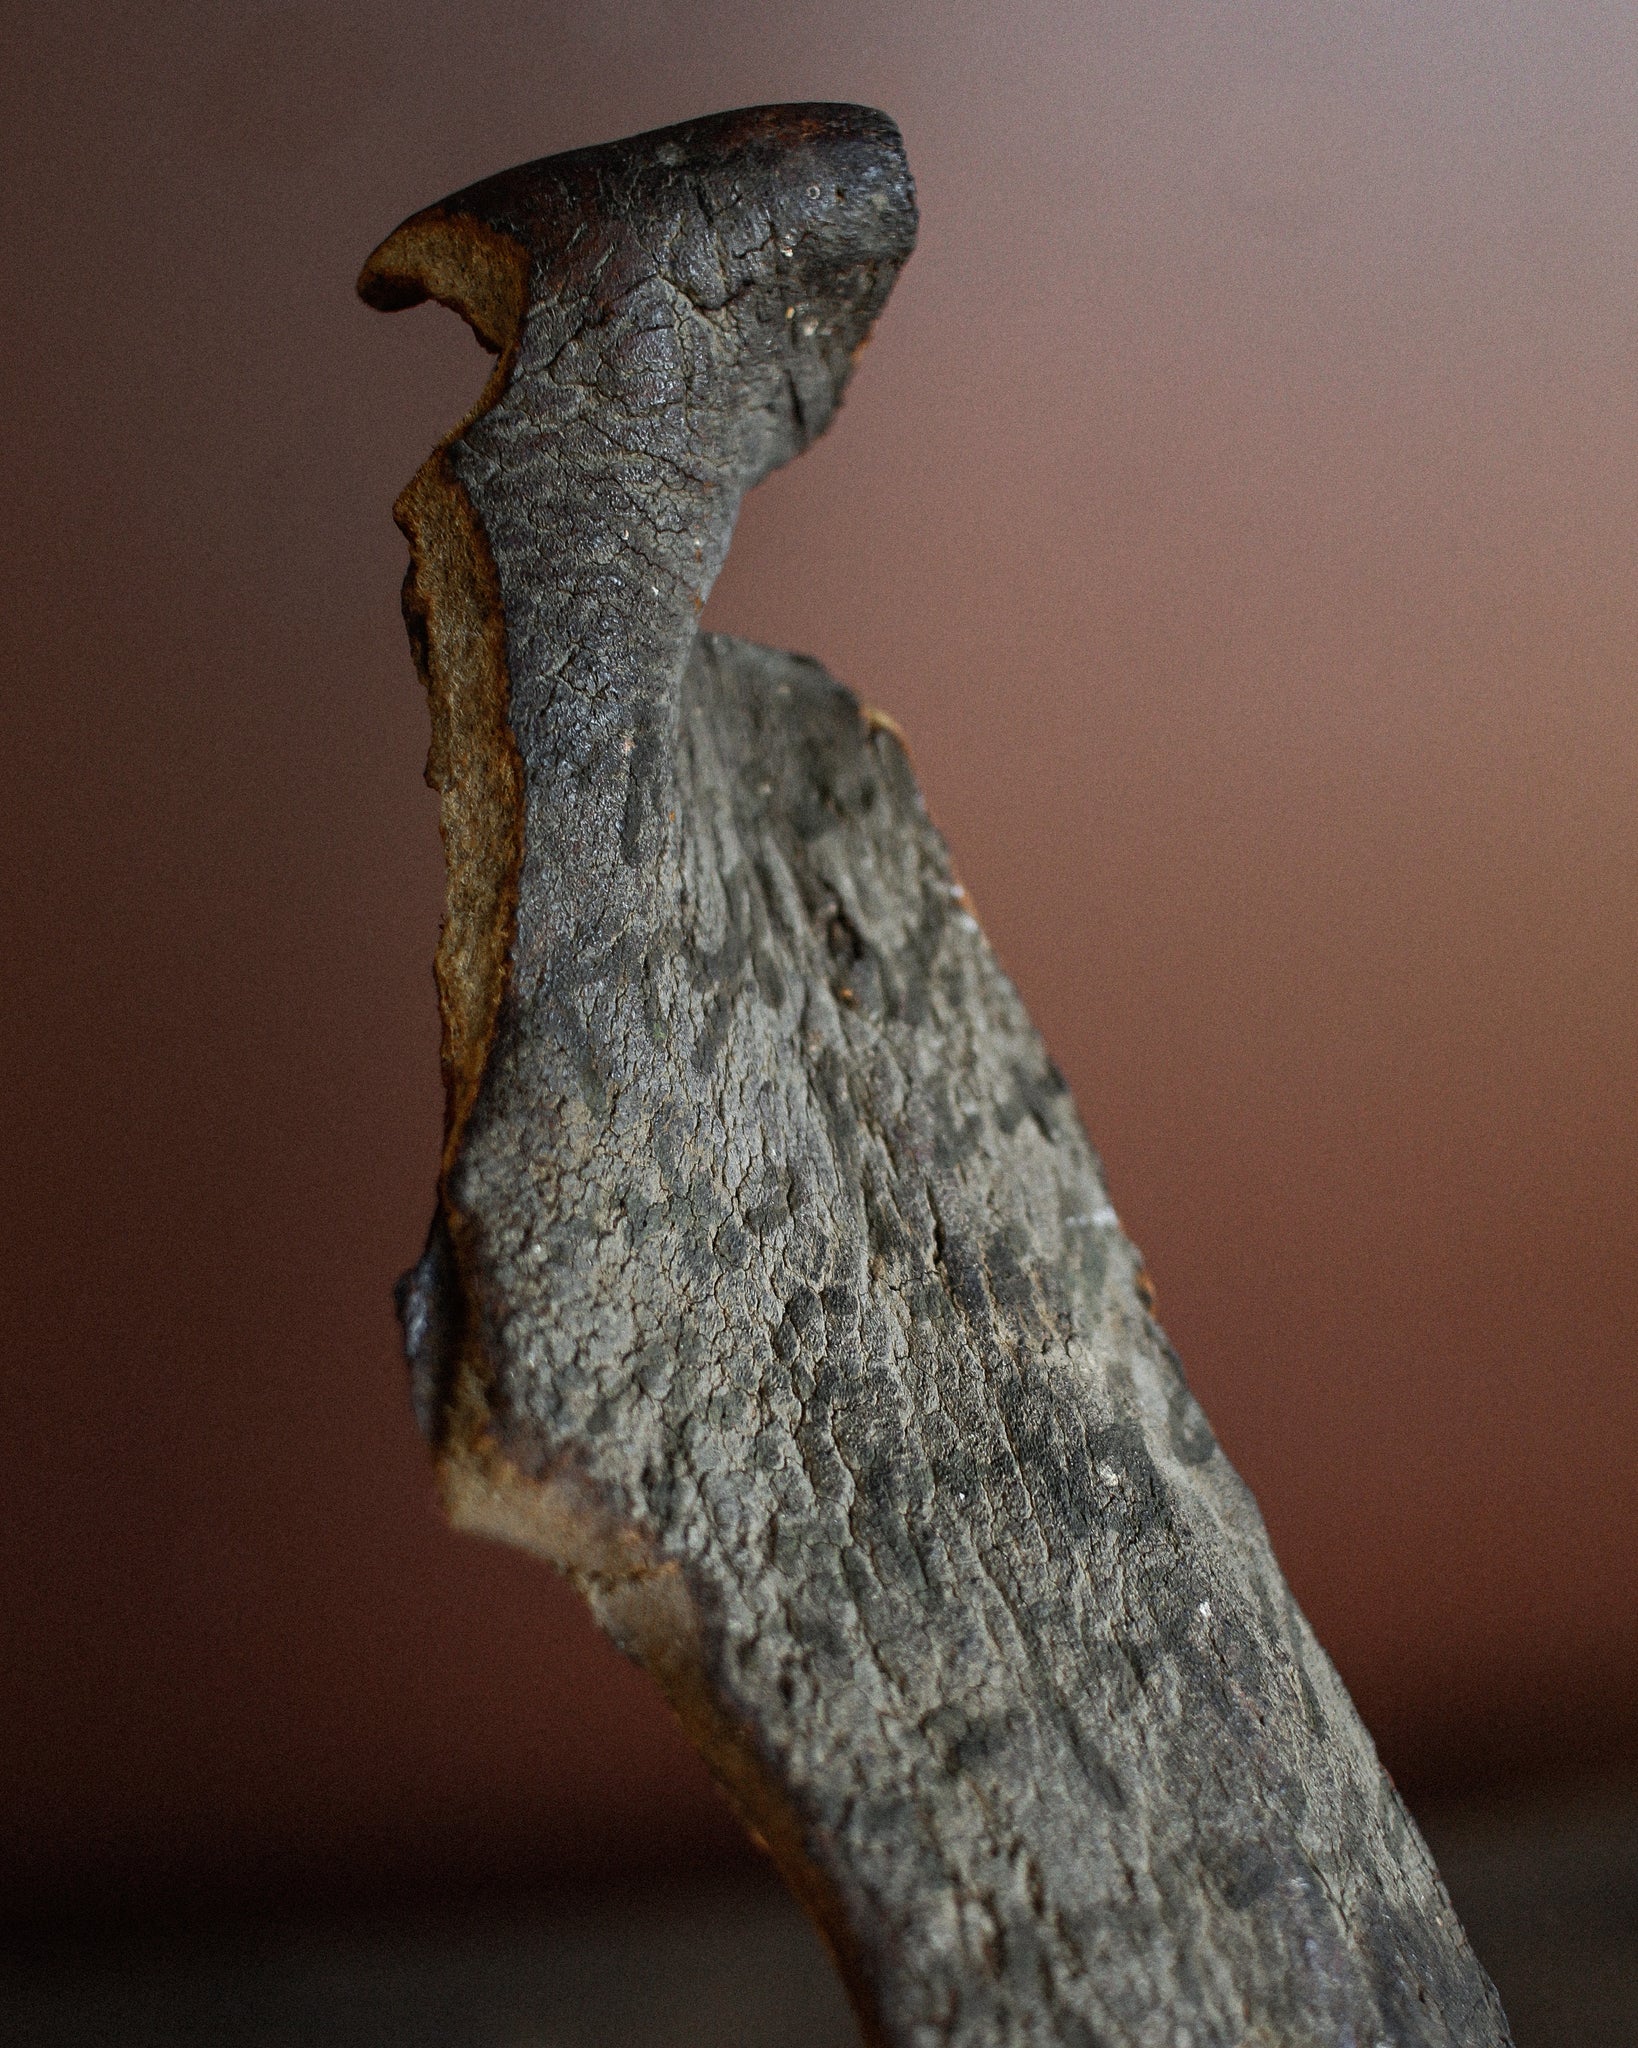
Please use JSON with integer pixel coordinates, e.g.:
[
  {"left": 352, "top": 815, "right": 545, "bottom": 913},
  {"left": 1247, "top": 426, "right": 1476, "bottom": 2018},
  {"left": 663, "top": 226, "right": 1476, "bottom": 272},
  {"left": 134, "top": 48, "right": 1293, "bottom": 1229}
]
[
  {"left": 1198, "top": 1601, "right": 1212, "bottom": 1620},
  {"left": 1067, "top": 1205, "right": 1121, "bottom": 1230}
]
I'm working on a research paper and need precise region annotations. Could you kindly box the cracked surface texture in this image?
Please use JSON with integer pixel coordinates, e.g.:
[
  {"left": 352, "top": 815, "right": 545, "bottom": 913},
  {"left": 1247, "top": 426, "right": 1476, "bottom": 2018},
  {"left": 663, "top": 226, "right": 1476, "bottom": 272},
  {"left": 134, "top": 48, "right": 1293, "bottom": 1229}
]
[{"left": 362, "top": 104, "right": 1510, "bottom": 2047}]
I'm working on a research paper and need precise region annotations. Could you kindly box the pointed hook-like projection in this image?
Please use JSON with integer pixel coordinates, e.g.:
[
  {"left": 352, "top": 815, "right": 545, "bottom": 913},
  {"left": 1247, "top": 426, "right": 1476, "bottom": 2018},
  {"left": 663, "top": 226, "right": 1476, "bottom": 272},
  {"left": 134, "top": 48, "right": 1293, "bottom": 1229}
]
[{"left": 362, "top": 105, "right": 1509, "bottom": 2048}]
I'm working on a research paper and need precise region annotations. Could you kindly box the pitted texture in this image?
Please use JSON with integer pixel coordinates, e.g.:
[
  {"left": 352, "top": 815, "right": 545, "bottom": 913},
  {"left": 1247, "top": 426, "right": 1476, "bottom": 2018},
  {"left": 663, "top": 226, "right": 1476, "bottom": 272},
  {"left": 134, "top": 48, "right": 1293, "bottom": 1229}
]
[{"left": 367, "top": 105, "right": 1509, "bottom": 2048}]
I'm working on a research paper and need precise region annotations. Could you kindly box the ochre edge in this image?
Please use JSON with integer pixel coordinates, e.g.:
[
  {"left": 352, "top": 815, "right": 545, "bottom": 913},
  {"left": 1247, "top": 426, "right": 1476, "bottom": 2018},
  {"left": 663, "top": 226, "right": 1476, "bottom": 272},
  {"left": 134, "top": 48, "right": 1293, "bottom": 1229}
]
[
  {"left": 359, "top": 210, "right": 529, "bottom": 1165},
  {"left": 362, "top": 200, "right": 891, "bottom": 2048},
  {"left": 437, "top": 1353, "right": 891, "bottom": 2047}
]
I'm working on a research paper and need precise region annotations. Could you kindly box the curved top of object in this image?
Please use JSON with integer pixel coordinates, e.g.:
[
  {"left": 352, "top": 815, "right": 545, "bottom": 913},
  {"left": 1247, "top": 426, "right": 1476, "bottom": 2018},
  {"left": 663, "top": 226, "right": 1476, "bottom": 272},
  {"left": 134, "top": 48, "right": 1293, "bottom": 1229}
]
[
  {"left": 360, "top": 103, "right": 917, "bottom": 488},
  {"left": 354, "top": 107, "right": 916, "bottom": 1151}
]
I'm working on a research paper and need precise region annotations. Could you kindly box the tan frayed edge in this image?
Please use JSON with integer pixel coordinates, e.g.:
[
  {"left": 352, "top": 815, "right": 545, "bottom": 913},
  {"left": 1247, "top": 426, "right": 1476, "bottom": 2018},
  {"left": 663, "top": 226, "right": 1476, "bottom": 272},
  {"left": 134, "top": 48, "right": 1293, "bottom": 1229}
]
[
  {"left": 360, "top": 213, "right": 530, "bottom": 1167},
  {"left": 437, "top": 1354, "right": 889, "bottom": 2046},
  {"left": 363, "top": 200, "right": 890, "bottom": 2048}
]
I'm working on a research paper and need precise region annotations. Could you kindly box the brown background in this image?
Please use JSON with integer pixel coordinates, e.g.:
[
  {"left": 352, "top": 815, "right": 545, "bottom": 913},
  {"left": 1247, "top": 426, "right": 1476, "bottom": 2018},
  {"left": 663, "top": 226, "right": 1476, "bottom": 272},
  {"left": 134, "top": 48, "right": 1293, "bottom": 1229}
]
[{"left": 3, "top": 0, "right": 1634, "bottom": 1924}]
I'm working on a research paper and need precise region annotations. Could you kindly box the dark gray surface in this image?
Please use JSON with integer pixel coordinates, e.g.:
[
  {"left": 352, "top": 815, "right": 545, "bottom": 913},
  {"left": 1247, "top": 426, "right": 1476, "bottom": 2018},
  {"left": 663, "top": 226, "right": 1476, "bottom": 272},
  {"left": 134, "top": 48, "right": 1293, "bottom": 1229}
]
[
  {"left": 5, "top": 1790, "right": 1633, "bottom": 2046},
  {"left": 368, "top": 106, "right": 1507, "bottom": 2044}
]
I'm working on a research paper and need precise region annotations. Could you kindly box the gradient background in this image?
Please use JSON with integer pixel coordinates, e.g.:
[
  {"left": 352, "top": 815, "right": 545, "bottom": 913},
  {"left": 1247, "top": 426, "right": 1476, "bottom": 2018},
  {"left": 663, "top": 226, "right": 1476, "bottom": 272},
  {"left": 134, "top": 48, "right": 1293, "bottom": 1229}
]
[{"left": 3, "top": 0, "right": 1635, "bottom": 1928}]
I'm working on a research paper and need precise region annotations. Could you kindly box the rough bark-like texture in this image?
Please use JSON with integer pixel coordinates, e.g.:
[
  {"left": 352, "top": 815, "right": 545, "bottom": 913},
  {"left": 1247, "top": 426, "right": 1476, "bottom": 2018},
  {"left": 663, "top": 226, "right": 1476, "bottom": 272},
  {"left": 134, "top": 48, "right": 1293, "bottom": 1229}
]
[{"left": 361, "top": 105, "right": 1511, "bottom": 2048}]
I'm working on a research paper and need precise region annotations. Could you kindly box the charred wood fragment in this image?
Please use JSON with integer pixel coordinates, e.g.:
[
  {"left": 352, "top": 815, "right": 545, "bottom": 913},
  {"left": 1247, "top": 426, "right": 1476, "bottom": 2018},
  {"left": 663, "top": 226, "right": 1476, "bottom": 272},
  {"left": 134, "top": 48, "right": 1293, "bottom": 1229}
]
[{"left": 361, "top": 104, "right": 1510, "bottom": 2048}]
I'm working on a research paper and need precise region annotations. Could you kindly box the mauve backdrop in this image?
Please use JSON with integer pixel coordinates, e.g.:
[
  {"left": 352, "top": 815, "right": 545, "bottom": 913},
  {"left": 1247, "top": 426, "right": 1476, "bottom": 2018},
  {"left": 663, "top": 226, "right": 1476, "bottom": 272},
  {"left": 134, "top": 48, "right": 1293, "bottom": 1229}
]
[{"left": 3, "top": 0, "right": 1634, "bottom": 1921}]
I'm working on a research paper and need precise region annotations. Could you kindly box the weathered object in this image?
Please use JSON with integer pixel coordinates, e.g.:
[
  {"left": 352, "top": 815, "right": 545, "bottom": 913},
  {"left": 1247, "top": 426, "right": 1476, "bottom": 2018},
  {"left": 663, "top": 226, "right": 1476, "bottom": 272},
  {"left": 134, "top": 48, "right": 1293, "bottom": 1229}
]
[{"left": 360, "top": 105, "right": 1511, "bottom": 2047}]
